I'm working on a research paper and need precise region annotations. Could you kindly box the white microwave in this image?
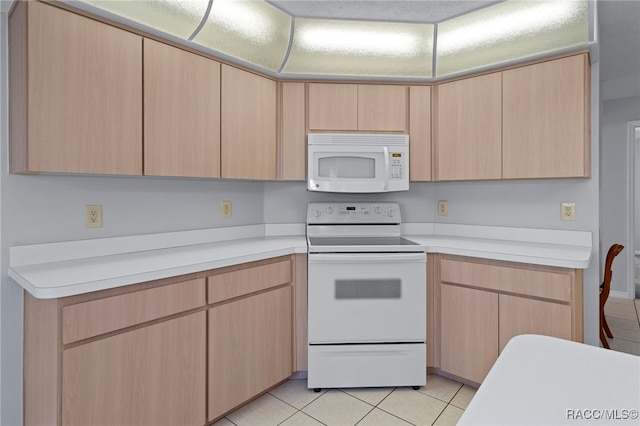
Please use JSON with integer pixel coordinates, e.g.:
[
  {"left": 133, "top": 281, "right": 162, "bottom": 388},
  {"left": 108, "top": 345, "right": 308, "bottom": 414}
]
[{"left": 307, "top": 133, "right": 409, "bottom": 193}]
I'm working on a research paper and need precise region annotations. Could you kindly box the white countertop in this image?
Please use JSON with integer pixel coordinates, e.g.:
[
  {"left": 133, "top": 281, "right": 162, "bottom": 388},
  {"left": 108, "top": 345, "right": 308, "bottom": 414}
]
[
  {"left": 458, "top": 334, "right": 640, "bottom": 425},
  {"left": 9, "top": 223, "right": 592, "bottom": 299},
  {"left": 408, "top": 235, "right": 592, "bottom": 269}
]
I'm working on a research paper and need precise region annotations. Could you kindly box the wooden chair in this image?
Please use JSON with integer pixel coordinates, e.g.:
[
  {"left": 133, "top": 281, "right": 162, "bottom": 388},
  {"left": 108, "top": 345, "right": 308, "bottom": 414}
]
[{"left": 600, "top": 243, "right": 624, "bottom": 349}]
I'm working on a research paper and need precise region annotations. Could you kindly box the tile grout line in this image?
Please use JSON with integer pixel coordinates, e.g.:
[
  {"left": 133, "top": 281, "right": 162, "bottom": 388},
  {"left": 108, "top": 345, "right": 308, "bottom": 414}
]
[{"left": 220, "top": 378, "right": 471, "bottom": 426}]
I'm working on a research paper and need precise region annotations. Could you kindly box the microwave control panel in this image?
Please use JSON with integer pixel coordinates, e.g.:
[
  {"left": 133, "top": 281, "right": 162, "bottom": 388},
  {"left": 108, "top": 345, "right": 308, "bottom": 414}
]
[{"left": 390, "top": 152, "right": 405, "bottom": 180}]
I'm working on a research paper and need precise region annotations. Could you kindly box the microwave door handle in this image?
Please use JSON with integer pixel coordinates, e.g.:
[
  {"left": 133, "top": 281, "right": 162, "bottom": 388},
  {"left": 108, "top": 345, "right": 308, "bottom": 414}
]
[{"left": 383, "top": 146, "right": 390, "bottom": 191}]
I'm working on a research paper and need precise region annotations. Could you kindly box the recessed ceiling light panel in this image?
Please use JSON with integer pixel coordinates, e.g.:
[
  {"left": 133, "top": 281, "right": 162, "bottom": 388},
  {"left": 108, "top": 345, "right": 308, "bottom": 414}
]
[
  {"left": 282, "top": 18, "right": 434, "bottom": 78},
  {"left": 191, "top": 0, "right": 292, "bottom": 72},
  {"left": 436, "top": 0, "right": 589, "bottom": 77},
  {"left": 80, "top": 0, "right": 210, "bottom": 39}
]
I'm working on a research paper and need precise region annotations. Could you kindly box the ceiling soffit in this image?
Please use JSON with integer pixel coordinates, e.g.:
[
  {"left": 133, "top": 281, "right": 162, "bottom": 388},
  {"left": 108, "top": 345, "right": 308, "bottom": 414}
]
[{"left": 75, "top": 0, "right": 592, "bottom": 80}]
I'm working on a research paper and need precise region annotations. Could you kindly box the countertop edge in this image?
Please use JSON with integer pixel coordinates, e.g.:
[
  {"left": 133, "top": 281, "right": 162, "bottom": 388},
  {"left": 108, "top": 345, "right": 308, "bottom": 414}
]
[{"left": 10, "top": 225, "right": 593, "bottom": 299}]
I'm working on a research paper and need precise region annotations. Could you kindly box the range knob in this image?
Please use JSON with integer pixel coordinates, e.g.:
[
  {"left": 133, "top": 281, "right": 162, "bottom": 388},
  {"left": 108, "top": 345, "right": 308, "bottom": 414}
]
[
  {"left": 373, "top": 206, "right": 382, "bottom": 214},
  {"left": 313, "top": 209, "right": 321, "bottom": 218},
  {"left": 387, "top": 209, "right": 396, "bottom": 217},
  {"left": 327, "top": 206, "right": 334, "bottom": 214}
]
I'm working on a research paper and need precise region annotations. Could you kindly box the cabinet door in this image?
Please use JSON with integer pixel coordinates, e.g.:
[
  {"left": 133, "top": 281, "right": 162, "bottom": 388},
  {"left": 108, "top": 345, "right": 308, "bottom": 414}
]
[
  {"left": 308, "top": 83, "right": 358, "bottom": 131},
  {"left": 221, "top": 65, "right": 277, "bottom": 180},
  {"left": 62, "top": 312, "right": 206, "bottom": 426},
  {"left": 278, "top": 82, "right": 306, "bottom": 180},
  {"left": 358, "top": 85, "right": 407, "bottom": 131},
  {"left": 12, "top": 1, "right": 142, "bottom": 175},
  {"left": 435, "top": 73, "right": 502, "bottom": 181},
  {"left": 503, "top": 54, "right": 590, "bottom": 178},
  {"left": 208, "top": 286, "right": 292, "bottom": 421},
  {"left": 440, "top": 284, "right": 498, "bottom": 384},
  {"left": 409, "top": 86, "right": 432, "bottom": 181},
  {"left": 144, "top": 39, "right": 221, "bottom": 178},
  {"left": 499, "top": 294, "right": 572, "bottom": 352}
]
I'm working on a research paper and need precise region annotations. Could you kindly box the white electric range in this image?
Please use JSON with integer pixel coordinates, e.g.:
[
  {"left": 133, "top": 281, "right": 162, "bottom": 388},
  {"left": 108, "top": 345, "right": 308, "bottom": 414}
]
[{"left": 306, "top": 202, "right": 426, "bottom": 391}]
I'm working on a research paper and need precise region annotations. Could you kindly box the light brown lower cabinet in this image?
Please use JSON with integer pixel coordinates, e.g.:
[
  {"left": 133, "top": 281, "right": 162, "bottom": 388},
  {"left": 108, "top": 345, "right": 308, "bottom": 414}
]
[
  {"left": 62, "top": 312, "right": 206, "bottom": 426},
  {"left": 208, "top": 286, "right": 293, "bottom": 421},
  {"left": 432, "top": 254, "right": 583, "bottom": 385},
  {"left": 498, "top": 293, "right": 572, "bottom": 352},
  {"left": 24, "top": 255, "right": 301, "bottom": 426},
  {"left": 440, "top": 284, "right": 499, "bottom": 384}
]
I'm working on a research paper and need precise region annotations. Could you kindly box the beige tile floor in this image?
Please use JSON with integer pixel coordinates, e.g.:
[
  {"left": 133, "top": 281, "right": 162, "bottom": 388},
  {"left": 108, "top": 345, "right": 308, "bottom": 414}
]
[
  {"left": 213, "top": 375, "right": 475, "bottom": 426},
  {"left": 213, "top": 298, "right": 639, "bottom": 426},
  {"left": 604, "top": 297, "right": 640, "bottom": 356}
]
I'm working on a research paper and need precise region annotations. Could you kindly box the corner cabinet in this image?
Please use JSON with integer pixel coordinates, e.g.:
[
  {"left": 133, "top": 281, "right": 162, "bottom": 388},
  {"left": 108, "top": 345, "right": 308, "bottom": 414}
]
[
  {"left": 24, "top": 255, "right": 301, "bottom": 426},
  {"left": 206, "top": 257, "right": 293, "bottom": 421},
  {"left": 143, "top": 39, "right": 221, "bottom": 178},
  {"left": 278, "top": 82, "right": 307, "bottom": 181},
  {"left": 434, "top": 73, "right": 502, "bottom": 181},
  {"left": 221, "top": 65, "right": 277, "bottom": 180},
  {"left": 502, "top": 54, "right": 591, "bottom": 179},
  {"left": 409, "top": 86, "right": 432, "bottom": 182},
  {"left": 431, "top": 254, "right": 583, "bottom": 385},
  {"left": 9, "top": 1, "right": 142, "bottom": 175}
]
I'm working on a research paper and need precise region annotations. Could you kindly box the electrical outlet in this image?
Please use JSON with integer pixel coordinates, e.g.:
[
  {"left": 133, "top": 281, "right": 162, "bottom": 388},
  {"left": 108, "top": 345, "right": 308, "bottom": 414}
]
[
  {"left": 561, "top": 202, "right": 576, "bottom": 221},
  {"left": 438, "top": 200, "right": 448, "bottom": 216},
  {"left": 221, "top": 201, "right": 232, "bottom": 219},
  {"left": 85, "top": 205, "right": 102, "bottom": 228}
]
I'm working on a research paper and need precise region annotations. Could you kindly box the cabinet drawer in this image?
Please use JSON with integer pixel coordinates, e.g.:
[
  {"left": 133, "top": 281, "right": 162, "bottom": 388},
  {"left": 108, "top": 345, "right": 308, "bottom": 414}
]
[
  {"left": 208, "top": 258, "right": 291, "bottom": 304},
  {"left": 440, "top": 258, "right": 571, "bottom": 303},
  {"left": 62, "top": 278, "right": 205, "bottom": 344}
]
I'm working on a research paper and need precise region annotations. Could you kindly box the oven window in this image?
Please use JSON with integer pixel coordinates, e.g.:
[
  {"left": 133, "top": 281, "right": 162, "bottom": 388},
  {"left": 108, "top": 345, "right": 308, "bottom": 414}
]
[
  {"left": 335, "top": 279, "right": 401, "bottom": 299},
  {"left": 318, "top": 156, "right": 375, "bottom": 179}
]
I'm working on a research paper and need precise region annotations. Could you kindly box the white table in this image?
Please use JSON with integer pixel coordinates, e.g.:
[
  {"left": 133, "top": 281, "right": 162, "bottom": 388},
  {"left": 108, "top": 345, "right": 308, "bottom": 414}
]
[{"left": 458, "top": 334, "right": 640, "bottom": 425}]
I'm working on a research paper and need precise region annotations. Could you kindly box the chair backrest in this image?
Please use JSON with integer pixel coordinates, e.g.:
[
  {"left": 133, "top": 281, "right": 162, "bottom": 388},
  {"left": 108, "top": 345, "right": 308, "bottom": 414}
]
[{"left": 601, "top": 244, "right": 624, "bottom": 301}]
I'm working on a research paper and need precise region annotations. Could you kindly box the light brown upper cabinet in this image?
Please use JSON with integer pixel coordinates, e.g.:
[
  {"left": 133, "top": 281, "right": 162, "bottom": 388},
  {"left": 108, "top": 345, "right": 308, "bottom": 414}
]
[
  {"left": 409, "top": 86, "right": 432, "bottom": 181},
  {"left": 278, "top": 82, "right": 307, "bottom": 181},
  {"left": 9, "top": 1, "right": 142, "bottom": 175},
  {"left": 221, "top": 65, "right": 277, "bottom": 180},
  {"left": 502, "top": 54, "right": 590, "bottom": 179},
  {"left": 435, "top": 73, "right": 502, "bottom": 181},
  {"left": 308, "top": 83, "right": 408, "bottom": 132},
  {"left": 144, "top": 39, "right": 221, "bottom": 178},
  {"left": 308, "top": 83, "right": 358, "bottom": 131}
]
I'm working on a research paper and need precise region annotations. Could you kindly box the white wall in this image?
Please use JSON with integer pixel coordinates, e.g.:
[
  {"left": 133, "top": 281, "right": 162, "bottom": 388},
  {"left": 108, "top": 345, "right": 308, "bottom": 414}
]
[
  {"left": 636, "top": 131, "right": 640, "bottom": 250},
  {"left": 1, "top": 6, "right": 10, "bottom": 423},
  {"left": 263, "top": 182, "right": 436, "bottom": 223},
  {"left": 600, "top": 95, "right": 640, "bottom": 297}
]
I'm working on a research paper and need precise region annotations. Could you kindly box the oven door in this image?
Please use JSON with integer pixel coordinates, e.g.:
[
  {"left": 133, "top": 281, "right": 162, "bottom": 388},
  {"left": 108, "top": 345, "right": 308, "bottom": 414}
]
[{"left": 308, "top": 252, "right": 426, "bottom": 344}]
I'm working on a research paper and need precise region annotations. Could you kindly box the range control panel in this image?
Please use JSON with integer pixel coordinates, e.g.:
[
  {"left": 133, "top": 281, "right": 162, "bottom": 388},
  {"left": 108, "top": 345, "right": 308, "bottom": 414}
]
[{"left": 307, "top": 202, "right": 401, "bottom": 224}]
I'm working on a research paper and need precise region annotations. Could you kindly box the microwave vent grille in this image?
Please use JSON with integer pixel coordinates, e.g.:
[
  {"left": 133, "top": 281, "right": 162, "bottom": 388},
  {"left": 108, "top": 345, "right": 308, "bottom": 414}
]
[{"left": 308, "top": 133, "right": 408, "bottom": 146}]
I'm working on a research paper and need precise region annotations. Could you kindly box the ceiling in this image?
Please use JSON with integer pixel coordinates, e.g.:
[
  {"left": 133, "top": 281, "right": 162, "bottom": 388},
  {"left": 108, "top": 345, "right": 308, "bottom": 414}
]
[
  {"left": 267, "top": 0, "right": 501, "bottom": 23},
  {"left": 268, "top": 0, "right": 640, "bottom": 84}
]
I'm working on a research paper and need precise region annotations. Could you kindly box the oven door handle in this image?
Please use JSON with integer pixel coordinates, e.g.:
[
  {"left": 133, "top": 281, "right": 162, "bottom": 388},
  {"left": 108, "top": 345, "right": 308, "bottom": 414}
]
[{"left": 308, "top": 253, "right": 425, "bottom": 264}]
